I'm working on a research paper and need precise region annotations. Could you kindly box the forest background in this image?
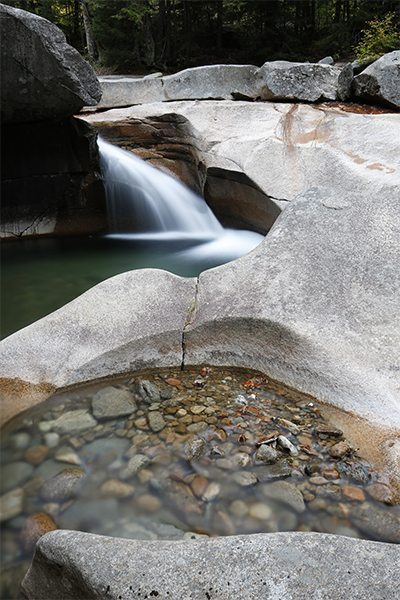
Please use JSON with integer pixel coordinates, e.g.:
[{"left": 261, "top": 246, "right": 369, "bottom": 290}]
[{"left": 4, "top": 1, "right": 400, "bottom": 74}]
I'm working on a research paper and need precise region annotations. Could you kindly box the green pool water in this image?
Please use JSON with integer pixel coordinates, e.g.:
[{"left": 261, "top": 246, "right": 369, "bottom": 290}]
[{"left": 1, "top": 231, "right": 262, "bottom": 340}]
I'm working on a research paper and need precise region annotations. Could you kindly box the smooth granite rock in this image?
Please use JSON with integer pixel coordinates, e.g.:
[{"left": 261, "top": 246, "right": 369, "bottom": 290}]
[
  {"left": 255, "top": 60, "right": 339, "bottom": 101},
  {"left": 352, "top": 51, "right": 400, "bottom": 110},
  {"left": 162, "top": 64, "right": 259, "bottom": 101},
  {"left": 21, "top": 530, "right": 400, "bottom": 599},
  {"left": 0, "top": 269, "right": 196, "bottom": 424},
  {"left": 0, "top": 3, "right": 101, "bottom": 123},
  {"left": 82, "top": 100, "right": 400, "bottom": 203},
  {"left": 185, "top": 186, "right": 400, "bottom": 433}
]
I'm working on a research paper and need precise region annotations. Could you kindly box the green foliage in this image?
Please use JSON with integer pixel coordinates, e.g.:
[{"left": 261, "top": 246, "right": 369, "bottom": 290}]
[
  {"left": 5, "top": 1, "right": 400, "bottom": 73},
  {"left": 355, "top": 12, "right": 400, "bottom": 61}
]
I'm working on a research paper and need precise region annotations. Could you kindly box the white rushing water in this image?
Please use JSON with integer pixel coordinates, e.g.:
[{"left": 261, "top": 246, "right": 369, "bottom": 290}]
[{"left": 98, "top": 138, "right": 263, "bottom": 266}]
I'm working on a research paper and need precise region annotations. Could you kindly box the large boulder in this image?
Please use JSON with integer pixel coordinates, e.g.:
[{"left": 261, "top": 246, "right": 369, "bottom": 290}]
[
  {"left": 20, "top": 530, "right": 400, "bottom": 600},
  {"left": 0, "top": 3, "right": 101, "bottom": 123},
  {"left": 255, "top": 60, "right": 339, "bottom": 102},
  {"left": 352, "top": 51, "right": 400, "bottom": 110},
  {"left": 162, "top": 64, "right": 259, "bottom": 101},
  {"left": 95, "top": 65, "right": 259, "bottom": 110}
]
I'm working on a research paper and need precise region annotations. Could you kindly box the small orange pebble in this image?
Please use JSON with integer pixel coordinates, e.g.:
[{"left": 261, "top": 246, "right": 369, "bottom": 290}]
[{"left": 165, "top": 378, "right": 181, "bottom": 386}]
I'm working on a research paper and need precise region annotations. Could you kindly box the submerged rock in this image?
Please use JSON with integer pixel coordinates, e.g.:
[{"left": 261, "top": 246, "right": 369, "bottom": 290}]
[
  {"left": 351, "top": 501, "right": 400, "bottom": 543},
  {"left": 259, "top": 481, "right": 306, "bottom": 513},
  {"left": 47, "top": 410, "right": 97, "bottom": 435},
  {"left": 185, "top": 437, "right": 206, "bottom": 462},
  {"left": 0, "top": 488, "right": 24, "bottom": 522},
  {"left": 20, "top": 512, "right": 57, "bottom": 553},
  {"left": 139, "top": 381, "right": 161, "bottom": 403},
  {"left": 92, "top": 387, "right": 137, "bottom": 419},
  {"left": 40, "top": 468, "right": 85, "bottom": 502}
]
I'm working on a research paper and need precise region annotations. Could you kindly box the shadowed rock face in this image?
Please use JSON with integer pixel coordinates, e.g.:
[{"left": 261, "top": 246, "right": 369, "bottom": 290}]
[
  {"left": 0, "top": 3, "right": 101, "bottom": 124},
  {"left": 20, "top": 530, "right": 400, "bottom": 600},
  {"left": 352, "top": 51, "right": 400, "bottom": 110},
  {"left": 1, "top": 117, "right": 107, "bottom": 239}
]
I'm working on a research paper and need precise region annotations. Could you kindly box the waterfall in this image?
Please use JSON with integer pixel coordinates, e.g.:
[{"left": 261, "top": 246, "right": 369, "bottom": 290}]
[{"left": 98, "top": 138, "right": 263, "bottom": 268}]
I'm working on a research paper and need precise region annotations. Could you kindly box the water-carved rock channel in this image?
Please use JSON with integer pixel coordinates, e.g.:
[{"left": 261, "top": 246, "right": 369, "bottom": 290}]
[{"left": 2, "top": 366, "right": 399, "bottom": 596}]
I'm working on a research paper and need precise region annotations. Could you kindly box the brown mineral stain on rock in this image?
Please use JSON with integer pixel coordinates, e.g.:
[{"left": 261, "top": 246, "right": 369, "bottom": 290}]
[
  {"left": 20, "top": 512, "right": 57, "bottom": 553},
  {"left": 0, "top": 378, "right": 56, "bottom": 427}
]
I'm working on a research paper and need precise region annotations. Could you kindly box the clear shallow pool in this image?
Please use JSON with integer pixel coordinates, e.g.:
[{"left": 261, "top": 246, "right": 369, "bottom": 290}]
[{"left": 2, "top": 366, "right": 399, "bottom": 598}]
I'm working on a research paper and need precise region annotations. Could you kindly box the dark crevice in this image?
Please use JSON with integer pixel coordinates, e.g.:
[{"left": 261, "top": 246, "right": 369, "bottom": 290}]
[{"left": 181, "top": 276, "right": 199, "bottom": 370}]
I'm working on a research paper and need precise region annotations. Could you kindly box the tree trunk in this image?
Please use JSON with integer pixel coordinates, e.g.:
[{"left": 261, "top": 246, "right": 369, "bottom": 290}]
[
  {"left": 81, "top": 0, "right": 99, "bottom": 63},
  {"left": 216, "top": 0, "right": 223, "bottom": 51}
]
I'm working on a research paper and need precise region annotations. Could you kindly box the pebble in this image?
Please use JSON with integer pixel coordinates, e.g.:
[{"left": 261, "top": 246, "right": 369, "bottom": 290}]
[
  {"left": 54, "top": 447, "right": 81, "bottom": 466},
  {"left": 1, "top": 462, "right": 34, "bottom": 494},
  {"left": 92, "top": 387, "right": 137, "bottom": 419},
  {"left": 20, "top": 512, "right": 57, "bottom": 553},
  {"left": 186, "top": 437, "right": 206, "bottom": 462},
  {"left": 365, "top": 482, "right": 394, "bottom": 505},
  {"left": 43, "top": 432, "right": 60, "bottom": 448},
  {"left": 277, "top": 435, "right": 299, "bottom": 457},
  {"left": 249, "top": 502, "right": 273, "bottom": 521},
  {"left": 342, "top": 485, "right": 366, "bottom": 503},
  {"left": 191, "top": 405, "right": 206, "bottom": 415},
  {"left": 0, "top": 488, "right": 24, "bottom": 522},
  {"left": 277, "top": 418, "right": 300, "bottom": 434},
  {"left": 309, "top": 476, "right": 328, "bottom": 485},
  {"left": 176, "top": 408, "right": 187, "bottom": 417},
  {"left": 322, "top": 469, "right": 339, "bottom": 480},
  {"left": 191, "top": 476, "right": 209, "bottom": 498},
  {"left": 328, "top": 441, "right": 352, "bottom": 459},
  {"left": 139, "top": 381, "right": 161, "bottom": 403},
  {"left": 120, "top": 454, "right": 150, "bottom": 479},
  {"left": 229, "top": 499, "right": 249, "bottom": 517},
  {"left": 11, "top": 433, "right": 31, "bottom": 450},
  {"left": 232, "top": 471, "right": 258, "bottom": 487},
  {"left": 135, "top": 494, "right": 162, "bottom": 512},
  {"left": 100, "top": 479, "right": 134, "bottom": 499},
  {"left": 147, "top": 411, "right": 166, "bottom": 433},
  {"left": 260, "top": 481, "right": 306, "bottom": 513},
  {"left": 47, "top": 410, "right": 97, "bottom": 435},
  {"left": 40, "top": 468, "right": 85, "bottom": 502},
  {"left": 254, "top": 444, "right": 278, "bottom": 465},
  {"left": 202, "top": 482, "right": 221, "bottom": 502},
  {"left": 186, "top": 422, "right": 208, "bottom": 434},
  {"left": 165, "top": 378, "right": 181, "bottom": 387},
  {"left": 233, "top": 452, "right": 251, "bottom": 467},
  {"left": 336, "top": 461, "right": 369, "bottom": 484},
  {"left": 24, "top": 445, "right": 49, "bottom": 465}
]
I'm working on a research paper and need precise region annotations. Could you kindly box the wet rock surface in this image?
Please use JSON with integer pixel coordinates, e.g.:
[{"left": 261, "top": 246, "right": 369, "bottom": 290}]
[{"left": 1, "top": 366, "right": 400, "bottom": 595}]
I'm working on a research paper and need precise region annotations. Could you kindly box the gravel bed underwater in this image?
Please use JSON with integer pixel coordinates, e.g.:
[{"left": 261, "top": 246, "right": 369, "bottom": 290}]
[{"left": 1, "top": 366, "right": 400, "bottom": 596}]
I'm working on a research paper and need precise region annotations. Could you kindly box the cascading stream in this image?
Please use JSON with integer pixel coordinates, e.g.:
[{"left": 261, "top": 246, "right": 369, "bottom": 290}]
[{"left": 98, "top": 138, "right": 264, "bottom": 265}]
